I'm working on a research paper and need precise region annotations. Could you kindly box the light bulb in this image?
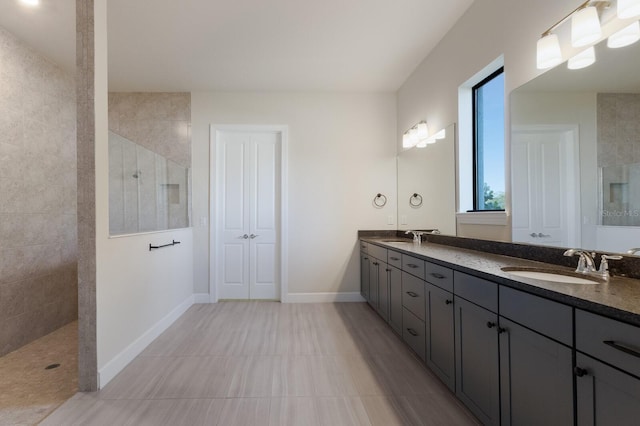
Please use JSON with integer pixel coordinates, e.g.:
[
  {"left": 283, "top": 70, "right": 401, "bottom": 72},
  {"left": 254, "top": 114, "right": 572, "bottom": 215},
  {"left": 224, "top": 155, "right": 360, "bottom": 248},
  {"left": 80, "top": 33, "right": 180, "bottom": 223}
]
[
  {"left": 568, "top": 46, "right": 596, "bottom": 70},
  {"left": 416, "top": 121, "right": 429, "bottom": 140},
  {"left": 433, "top": 129, "right": 446, "bottom": 140},
  {"left": 537, "top": 34, "right": 562, "bottom": 69},
  {"left": 618, "top": 0, "right": 640, "bottom": 19},
  {"left": 571, "top": 6, "right": 602, "bottom": 47},
  {"left": 409, "top": 127, "right": 419, "bottom": 147},
  {"left": 20, "top": 0, "right": 39, "bottom": 5},
  {"left": 402, "top": 133, "right": 412, "bottom": 149},
  {"left": 607, "top": 21, "right": 640, "bottom": 48}
]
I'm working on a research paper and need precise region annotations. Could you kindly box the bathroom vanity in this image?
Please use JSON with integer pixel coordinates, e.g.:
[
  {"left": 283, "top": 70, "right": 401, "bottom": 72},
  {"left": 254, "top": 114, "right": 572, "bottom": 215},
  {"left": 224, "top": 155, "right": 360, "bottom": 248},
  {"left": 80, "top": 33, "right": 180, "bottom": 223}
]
[{"left": 360, "top": 236, "right": 640, "bottom": 425}]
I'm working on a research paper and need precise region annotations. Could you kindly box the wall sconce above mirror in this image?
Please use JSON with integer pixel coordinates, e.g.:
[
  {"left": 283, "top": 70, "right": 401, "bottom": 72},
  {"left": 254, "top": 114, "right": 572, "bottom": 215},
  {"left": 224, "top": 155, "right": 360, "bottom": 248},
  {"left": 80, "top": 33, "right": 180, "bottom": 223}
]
[{"left": 537, "top": 0, "right": 640, "bottom": 70}]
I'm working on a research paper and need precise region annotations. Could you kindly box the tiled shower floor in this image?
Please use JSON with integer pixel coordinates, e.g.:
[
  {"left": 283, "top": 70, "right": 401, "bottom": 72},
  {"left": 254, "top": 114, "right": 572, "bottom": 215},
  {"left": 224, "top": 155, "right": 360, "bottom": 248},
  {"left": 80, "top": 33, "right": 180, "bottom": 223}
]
[{"left": 0, "top": 321, "right": 78, "bottom": 426}]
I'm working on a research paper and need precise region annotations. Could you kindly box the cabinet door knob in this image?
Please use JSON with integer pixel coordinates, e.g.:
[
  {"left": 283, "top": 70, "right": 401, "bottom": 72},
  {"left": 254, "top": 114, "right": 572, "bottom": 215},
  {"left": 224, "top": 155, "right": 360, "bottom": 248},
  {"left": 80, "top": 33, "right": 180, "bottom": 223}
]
[
  {"left": 486, "top": 322, "right": 496, "bottom": 329},
  {"left": 574, "top": 367, "right": 588, "bottom": 377},
  {"left": 445, "top": 299, "right": 453, "bottom": 305}
]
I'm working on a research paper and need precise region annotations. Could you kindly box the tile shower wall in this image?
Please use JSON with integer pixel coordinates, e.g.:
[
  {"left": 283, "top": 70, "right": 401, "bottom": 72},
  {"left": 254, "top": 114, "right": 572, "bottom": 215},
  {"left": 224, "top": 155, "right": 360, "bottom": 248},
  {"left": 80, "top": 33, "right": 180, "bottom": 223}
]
[
  {"left": 0, "top": 26, "right": 78, "bottom": 356},
  {"left": 597, "top": 93, "right": 640, "bottom": 226},
  {"left": 108, "top": 93, "right": 191, "bottom": 169}
]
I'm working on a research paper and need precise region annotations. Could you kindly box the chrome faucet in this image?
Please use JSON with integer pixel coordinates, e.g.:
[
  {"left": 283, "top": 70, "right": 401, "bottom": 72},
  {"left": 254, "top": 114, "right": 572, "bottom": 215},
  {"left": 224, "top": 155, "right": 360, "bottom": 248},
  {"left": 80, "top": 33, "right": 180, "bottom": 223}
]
[
  {"left": 563, "top": 249, "right": 597, "bottom": 274},
  {"left": 405, "top": 230, "right": 426, "bottom": 244},
  {"left": 627, "top": 248, "right": 640, "bottom": 255},
  {"left": 597, "top": 254, "right": 622, "bottom": 280}
]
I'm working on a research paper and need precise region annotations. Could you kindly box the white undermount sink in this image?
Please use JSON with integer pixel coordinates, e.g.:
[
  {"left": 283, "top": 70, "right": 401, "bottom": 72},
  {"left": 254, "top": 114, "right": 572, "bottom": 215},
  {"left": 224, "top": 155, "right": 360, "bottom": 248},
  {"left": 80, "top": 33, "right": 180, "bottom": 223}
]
[{"left": 501, "top": 267, "right": 604, "bottom": 284}]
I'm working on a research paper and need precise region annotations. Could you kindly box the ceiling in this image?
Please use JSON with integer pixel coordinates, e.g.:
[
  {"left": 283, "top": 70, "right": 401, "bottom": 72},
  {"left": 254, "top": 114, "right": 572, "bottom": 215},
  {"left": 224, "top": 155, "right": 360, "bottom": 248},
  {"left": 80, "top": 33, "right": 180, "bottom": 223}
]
[{"left": 0, "top": 0, "right": 475, "bottom": 92}]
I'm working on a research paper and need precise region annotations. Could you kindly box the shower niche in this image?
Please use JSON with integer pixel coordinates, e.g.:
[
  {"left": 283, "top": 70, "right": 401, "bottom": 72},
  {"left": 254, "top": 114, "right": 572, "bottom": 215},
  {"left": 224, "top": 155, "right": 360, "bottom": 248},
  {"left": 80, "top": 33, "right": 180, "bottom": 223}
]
[{"left": 109, "top": 131, "right": 190, "bottom": 235}]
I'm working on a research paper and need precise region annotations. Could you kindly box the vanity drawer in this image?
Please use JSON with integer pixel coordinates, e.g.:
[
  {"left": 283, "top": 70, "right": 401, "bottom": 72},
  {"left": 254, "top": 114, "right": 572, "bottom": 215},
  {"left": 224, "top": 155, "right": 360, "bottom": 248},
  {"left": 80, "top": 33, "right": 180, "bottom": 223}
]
[
  {"left": 403, "top": 307, "right": 426, "bottom": 361},
  {"left": 576, "top": 309, "right": 640, "bottom": 377},
  {"left": 500, "top": 286, "right": 573, "bottom": 346},
  {"left": 425, "top": 261, "right": 453, "bottom": 292},
  {"left": 360, "top": 241, "right": 369, "bottom": 254},
  {"left": 402, "top": 254, "right": 425, "bottom": 279},
  {"left": 402, "top": 271, "right": 426, "bottom": 320},
  {"left": 453, "top": 271, "right": 498, "bottom": 313},
  {"left": 368, "top": 244, "right": 387, "bottom": 262},
  {"left": 387, "top": 250, "right": 402, "bottom": 269}
]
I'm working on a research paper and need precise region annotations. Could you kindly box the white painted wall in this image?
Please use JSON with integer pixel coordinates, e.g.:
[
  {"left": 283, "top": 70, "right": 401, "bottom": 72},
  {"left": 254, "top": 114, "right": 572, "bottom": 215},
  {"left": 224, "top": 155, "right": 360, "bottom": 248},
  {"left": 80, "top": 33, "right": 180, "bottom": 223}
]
[
  {"left": 94, "top": 2, "right": 194, "bottom": 387},
  {"left": 396, "top": 0, "right": 610, "bottom": 241},
  {"left": 191, "top": 92, "right": 397, "bottom": 298}
]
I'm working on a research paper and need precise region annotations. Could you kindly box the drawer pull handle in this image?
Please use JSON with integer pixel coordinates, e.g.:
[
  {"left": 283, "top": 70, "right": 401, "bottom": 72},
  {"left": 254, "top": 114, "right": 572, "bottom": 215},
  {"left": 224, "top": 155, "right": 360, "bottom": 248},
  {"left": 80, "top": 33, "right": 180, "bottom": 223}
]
[
  {"left": 406, "top": 263, "right": 419, "bottom": 269},
  {"left": 445, "top": 299, "right": 453, "bottom": 305},
  {"left": 406, "top": 291, "right": 419, "bottom": 298},
  {"left": 390, "top": 257, "right": 400, "bottom": 261},
  {"left": 574, "top": 367, "right": 588, "bottom": 377},
  {"left": 406, "top": 328, "right": 419, "bottom": 337},
  {"left": 364, "top": 257, "right": 369, "bottom": 260},
  {"left": 603, "top": 340, "right": 640, "bottom": 359},
  {"left": 373, "top": 262, "right": 379, "bottom": 266},
  {"left": 430, "top": 273, "right": 446, "bottom": 279},
  {"left": 486, "top": 322, "right": 496, "bottom": 329}
]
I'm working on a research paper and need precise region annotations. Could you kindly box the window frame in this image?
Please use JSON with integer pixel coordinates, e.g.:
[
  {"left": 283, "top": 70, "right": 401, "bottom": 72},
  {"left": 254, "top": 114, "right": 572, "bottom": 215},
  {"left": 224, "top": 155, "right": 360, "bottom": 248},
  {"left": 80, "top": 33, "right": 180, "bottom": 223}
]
[{"left": 472, "top": 66, "right": 505, "bottom": 212}]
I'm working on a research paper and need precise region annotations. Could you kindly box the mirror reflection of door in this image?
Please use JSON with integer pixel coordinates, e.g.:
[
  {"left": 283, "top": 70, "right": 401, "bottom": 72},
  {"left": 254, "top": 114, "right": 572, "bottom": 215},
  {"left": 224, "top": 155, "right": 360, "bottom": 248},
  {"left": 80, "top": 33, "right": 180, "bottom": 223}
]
[{"left": 512, "top": 126, "right": 580, "bottom": 247}]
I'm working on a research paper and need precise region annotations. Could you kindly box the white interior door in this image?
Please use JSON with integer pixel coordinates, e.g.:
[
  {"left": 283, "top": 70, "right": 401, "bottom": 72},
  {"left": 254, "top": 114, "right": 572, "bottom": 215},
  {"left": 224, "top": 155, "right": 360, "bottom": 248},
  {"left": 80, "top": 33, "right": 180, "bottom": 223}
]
[
  {"left": 216, "top": 130, "right": 281, "bottom": 300},
  {"left": 512, "top": 126, "right": 580, "bottom": 247}
]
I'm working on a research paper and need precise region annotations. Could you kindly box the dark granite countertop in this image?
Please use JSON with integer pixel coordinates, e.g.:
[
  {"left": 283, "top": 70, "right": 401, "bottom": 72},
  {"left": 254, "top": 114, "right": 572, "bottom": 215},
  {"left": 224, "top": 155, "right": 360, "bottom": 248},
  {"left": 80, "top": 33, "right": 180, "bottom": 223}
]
[{"left": 361, "top": 237, "right": 640, "bottom": 327}]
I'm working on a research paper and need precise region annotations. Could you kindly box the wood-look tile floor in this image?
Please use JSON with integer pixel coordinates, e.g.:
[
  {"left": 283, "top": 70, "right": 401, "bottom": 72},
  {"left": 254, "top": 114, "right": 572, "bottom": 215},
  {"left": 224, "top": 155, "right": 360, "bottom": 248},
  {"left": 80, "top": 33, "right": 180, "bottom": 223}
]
[
  {"left": 41, "top": 302, "right": 479, "bottom": 425},
  {"left": 0, "top": 321, "right": 78, "bottom": 426}
]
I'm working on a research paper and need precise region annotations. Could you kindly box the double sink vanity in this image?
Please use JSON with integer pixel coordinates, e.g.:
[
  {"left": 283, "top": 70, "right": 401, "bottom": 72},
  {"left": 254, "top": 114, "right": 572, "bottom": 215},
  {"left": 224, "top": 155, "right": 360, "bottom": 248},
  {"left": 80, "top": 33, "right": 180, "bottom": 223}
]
[{"left": 359, "top": 233, "right": 640, "bottom": 425}]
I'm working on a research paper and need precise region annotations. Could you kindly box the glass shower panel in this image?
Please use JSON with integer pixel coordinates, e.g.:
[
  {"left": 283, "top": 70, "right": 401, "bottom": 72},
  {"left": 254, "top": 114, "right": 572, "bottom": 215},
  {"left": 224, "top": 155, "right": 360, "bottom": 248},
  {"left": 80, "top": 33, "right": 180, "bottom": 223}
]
[
  {"left": 136, "top": 144, "right": 157, "bottom": 232},
  {"left": 155, "top": 153, "right": 169, "bottom": 231},
  {"left": 167, "top": 159, "right": 189, "bottom": 229},
  {"left": 122, "top": 137, "right": 139, "bottom": 234},
  {"left": 601, "top": 162, "right": 640, "bottom": 226},
  {"left": 108, "top": 134, "right": 125, "bottom": 234}
]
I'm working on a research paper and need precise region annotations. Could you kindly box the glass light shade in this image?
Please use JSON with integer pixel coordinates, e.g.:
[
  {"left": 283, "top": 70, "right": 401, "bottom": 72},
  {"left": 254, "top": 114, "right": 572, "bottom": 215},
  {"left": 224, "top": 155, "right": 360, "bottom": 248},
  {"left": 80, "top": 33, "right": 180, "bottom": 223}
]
[
  {"left": 416, "top": 121, "right": 429, "bottom": 140},
  {"left": 572, "top": 7, "right": 602, "bottom": 47},
  {"left": 402, "top": 132, "right": 412, "bottom": 148},
  {"left": 607, "top": 21, "right": 640, "bottom": 48},
  {"left": 568, "top": 46, "right": 596, "bottom": 69},
  {"left": 409, "top": 127, "right": 419, "bottom": 147},
  {"left": 20, "top": 0, "right": 39, "bottom": 5},
  {"left": 416, "top": 140, "right": 428, "bottom": 148},
  {"left": 537, "top": 34, "right": 562, "bottom": 69},
  {"left": 618, "top": 0, "right": 640, "bottom": 19},
  {"left": 433, "top": 129, "right": 446, "bottom": 139}
]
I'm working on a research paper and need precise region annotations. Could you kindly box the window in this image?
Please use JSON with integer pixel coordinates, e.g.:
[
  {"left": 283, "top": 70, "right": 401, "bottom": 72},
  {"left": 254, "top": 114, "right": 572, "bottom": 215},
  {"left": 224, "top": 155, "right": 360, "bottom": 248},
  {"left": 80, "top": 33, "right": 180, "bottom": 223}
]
[{"left": 472, "top": 67, "right": 505, "bottom": 211}]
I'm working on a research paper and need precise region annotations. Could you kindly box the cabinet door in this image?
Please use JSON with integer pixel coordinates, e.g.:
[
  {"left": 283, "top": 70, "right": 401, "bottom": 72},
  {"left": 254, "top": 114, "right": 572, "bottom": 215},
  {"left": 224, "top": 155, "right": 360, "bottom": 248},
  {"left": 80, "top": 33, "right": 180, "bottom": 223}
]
[
  {"left": 499, "top": 317, "right": 573, "bottom": 426},
  {"left": 388, "top": 265, "right": 402, "bottom": 335},
  {"left": 378, "top": 262, "right": 390, "bottom": 322},
  {"left": 454, "top": 296, "right": 500, "bottom": 426},
  {"left": 425, "top": 282, "right": 455, "bottom": 391},
  {"left": 360, "top": 252, "right": 370, "bottom": 300},
  {"left": 576, "top": 352, "right": 640, "bottom": 426},
  {"left": 368, "top": 259, "right": 379, "bottom": 308}
]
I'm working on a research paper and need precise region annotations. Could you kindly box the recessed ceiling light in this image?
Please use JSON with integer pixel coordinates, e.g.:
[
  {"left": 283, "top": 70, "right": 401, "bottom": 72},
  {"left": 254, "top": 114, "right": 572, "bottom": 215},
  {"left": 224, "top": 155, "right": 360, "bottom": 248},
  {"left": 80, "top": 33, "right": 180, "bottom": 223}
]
[{"left": 20, "top": 0, "right": 40, "bottom": 7}]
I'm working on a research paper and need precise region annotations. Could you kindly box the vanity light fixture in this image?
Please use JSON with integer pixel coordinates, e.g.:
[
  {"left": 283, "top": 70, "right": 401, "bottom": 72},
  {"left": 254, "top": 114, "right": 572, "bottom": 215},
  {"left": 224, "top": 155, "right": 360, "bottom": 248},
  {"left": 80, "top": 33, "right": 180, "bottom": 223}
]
[
  {"left": 618, "top": 0, "right": 640, "bottom": 18},
  {"left": 19, "top": 0, "right": 39, "bottom": 6},
  {"left": 568, "top": 45, "right": 596, "bottom": 68},
  {"left": 607, "top": 20, "right": 640, "bottom": 47},
  {"left": 402, "top": 120, "right": 429, "bottom": 149},
  {"left": 416, "top": 127, "right": 447, "bottom": 148},
  {"left": 536, "top": 0, "right": 609, "bottom": 70}
]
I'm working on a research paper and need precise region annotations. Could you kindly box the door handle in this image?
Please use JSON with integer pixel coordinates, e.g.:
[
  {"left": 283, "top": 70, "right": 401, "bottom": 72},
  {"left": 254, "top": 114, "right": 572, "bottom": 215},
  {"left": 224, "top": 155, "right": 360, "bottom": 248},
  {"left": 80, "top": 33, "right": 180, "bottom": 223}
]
[
  {"left": 249, "top": 234, "right": 259, "bottom": 239},
  {"left": 241, "top": 234, "right": 249, "bottom": 239},
  {"left": 537, "top": 233, "right": 550, "bottom": 238},
  {"left": 529, "top": 233, "right": 538, "bottom": 238}
]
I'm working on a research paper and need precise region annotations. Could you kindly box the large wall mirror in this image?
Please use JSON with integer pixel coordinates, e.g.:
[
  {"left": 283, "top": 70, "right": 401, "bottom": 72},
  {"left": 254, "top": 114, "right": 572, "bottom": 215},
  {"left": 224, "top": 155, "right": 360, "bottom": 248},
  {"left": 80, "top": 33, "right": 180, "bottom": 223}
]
[
  {"left": 511, "top": 36, "right": 640, "bottom": 254},
  {"left": 397, "top": 123, "right": 457, "bottom": 235}
]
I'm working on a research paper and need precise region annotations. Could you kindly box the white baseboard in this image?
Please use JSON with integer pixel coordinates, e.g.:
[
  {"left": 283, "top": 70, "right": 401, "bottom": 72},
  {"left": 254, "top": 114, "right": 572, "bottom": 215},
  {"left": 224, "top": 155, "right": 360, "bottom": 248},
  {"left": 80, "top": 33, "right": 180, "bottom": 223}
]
[
  {"left": 98, "top": 294, "right": 194, "bottom": 389},
  {"left": 193, "top": 293, "right": 211, "bottom": 304},
  {"left": 285, "top": 292, "right": 365, "bottom": 303}
]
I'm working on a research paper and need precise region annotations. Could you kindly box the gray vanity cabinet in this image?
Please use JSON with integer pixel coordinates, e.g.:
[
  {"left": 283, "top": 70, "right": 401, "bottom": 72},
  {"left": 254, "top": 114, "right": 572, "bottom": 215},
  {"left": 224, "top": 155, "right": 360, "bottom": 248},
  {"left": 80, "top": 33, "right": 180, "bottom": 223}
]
[
  {"left": 377, "top": 261, "right": 390, "bottom": 321},
  {"left": 388, "top": 264, "right": 403, "bottom": 335},
  {"left": 360, "top": 251, "right": 370, "bottom": 301},
  {"left": 498, "top": 318, "right": 573, "bottom": 426},
  {"left": 575, "top": 309, "right": 640, "bottom": 425},
  {"left": 425, "top": 282, "right": 455, "bottom": 391},
  {"left": 498, "top": 287, "right": 574, "bottom": 426},
  {"left": 454, "top": 272, "right": 500, "bottom": 426}
]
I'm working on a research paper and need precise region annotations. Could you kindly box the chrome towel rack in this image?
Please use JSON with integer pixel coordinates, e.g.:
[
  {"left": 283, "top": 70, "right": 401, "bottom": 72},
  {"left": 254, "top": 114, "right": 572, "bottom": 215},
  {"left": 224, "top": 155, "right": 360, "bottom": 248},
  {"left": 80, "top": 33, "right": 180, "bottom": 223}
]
[{"left": 149, "top": 240, "right": 181, "bottom": 251}]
